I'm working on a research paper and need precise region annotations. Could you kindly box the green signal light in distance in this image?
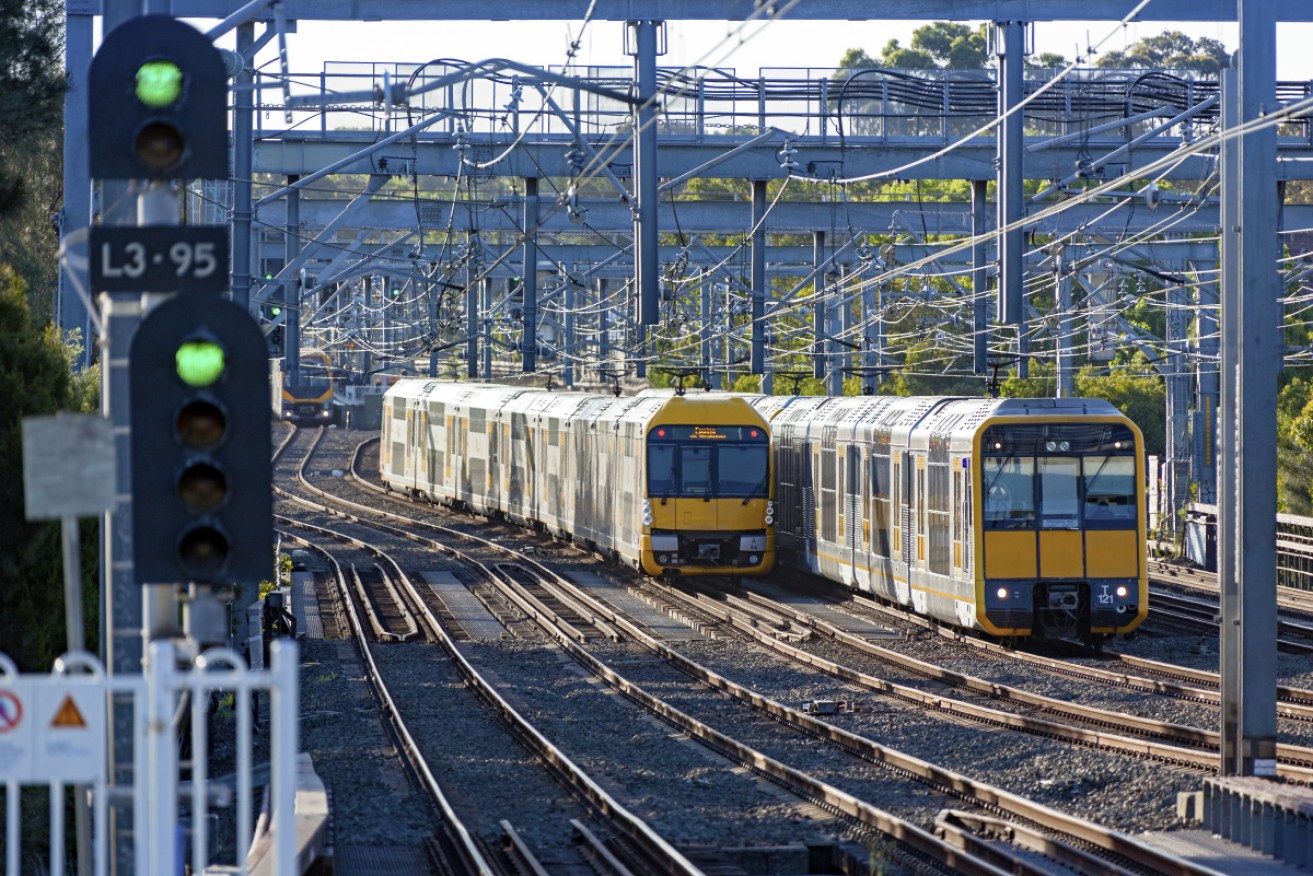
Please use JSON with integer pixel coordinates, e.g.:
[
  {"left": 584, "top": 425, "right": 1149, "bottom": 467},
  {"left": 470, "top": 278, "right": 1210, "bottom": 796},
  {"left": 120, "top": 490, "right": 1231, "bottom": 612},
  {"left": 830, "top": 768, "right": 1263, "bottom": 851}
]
[
  {"left": 176, "top": 340, "right": 225, "bottom": 387},
  {"left": 135, "top": 60, "right": 184, "bottom": 108},
  {"left": 270, "top": 306, "right": 282, "bottom": 316}
]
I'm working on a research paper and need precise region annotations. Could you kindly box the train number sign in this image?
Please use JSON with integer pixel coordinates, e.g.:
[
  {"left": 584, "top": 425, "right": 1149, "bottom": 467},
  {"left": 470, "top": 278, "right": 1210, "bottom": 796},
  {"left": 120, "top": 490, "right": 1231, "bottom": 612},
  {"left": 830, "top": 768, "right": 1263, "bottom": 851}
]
[{"left": 91, "top": 226, "right": 229, "bottom": 293}]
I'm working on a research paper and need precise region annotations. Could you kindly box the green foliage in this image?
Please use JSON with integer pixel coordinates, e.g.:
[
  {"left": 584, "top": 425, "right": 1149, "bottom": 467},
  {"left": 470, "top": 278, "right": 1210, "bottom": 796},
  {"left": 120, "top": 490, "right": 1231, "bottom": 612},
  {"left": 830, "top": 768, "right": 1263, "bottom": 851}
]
[
  {"left": 838, "top": 22, "right": 990, "bottom": 72},
  {"left": 1096, "top": 31, "right": 1228, "bottom": 73},
  {"left": 1278, "top": 377, "right": 1313, "bottom": 515},
  {"left": 0, "top": 0, "right": 65, "bottom": 324},
  {"left": 1076, "top": 361, "right": 1166, "bottom": 458},
  {"left": 1028, "top": 52, "right": 1070, "bottom": 70},
  {"left": 0, "top": 264, "right": 98, "bottom": 671}
]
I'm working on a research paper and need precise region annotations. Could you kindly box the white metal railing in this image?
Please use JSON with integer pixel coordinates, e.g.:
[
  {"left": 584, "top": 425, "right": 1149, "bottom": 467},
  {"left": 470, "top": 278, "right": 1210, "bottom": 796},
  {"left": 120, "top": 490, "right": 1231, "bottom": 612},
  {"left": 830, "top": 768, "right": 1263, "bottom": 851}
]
[{"left": 0, "top": 639, "right": 299, "bottom": 876}]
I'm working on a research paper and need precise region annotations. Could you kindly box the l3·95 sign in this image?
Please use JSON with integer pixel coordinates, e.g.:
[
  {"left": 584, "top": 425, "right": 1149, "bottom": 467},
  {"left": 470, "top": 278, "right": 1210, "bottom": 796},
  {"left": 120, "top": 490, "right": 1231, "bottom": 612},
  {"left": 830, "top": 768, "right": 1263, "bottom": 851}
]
[{"left": 91, "top": 226, "right": 229, "bottom": 293}]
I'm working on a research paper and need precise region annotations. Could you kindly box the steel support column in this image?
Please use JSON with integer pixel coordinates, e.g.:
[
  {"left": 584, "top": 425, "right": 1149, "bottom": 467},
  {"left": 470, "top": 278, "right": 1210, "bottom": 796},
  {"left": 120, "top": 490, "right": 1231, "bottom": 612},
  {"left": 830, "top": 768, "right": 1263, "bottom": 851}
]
[
  {"left": 971, "top": 179, "right": 990, "bottom": 375},
  {"left": 523, "top": 177, "right": 539, "bottom": 372},
  {"left": 1166, "top": 279, "right": 1190, "bottom": 540},
  {"left": 231, "top": 23, "right": 255, "bottom": 309},
  {"left": 750, "top": 179, "right": 767, "bottom": 376},
  {"left": 813, "top": 231, "right": 826, "bottom": 380},
  {"left": 1057, "top": 268, "right": 1073, "bottom": 397},
  {"left": 1220, "top": 2, "right": 1281, "bottom": 774},
  {"left": 284, "top": 175, "right": 301, "bottom": 385},
  {"left": 632, "top": 20, "right": 660, "bottom": 327},
  {"left": 59, "top": 11, "right": 93, "bottom": 363},
  {"left": 996, "top": 21, "right": 1027, "bottom": 374},
  {"left": 1196, "top": 275, "right": 1220, "bottom": 505}
]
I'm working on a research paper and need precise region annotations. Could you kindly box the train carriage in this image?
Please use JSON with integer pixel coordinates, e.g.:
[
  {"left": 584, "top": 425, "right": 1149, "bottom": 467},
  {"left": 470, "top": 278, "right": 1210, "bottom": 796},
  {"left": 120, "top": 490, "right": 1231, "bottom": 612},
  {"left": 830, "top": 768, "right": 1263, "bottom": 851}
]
[
  {"left": 380, "top": 381, "right": 775, "bottom": 577},
  {"left": 755, "top": 394, "right": 1146, "bottom": 642}
]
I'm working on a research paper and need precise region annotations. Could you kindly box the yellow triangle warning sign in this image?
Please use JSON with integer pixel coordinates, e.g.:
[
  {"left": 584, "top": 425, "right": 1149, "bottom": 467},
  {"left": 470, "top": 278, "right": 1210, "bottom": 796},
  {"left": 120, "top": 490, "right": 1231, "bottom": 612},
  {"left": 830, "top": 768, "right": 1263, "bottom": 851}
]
[{"left": 51, "top": 695, "right": 87, "bottom": 729}]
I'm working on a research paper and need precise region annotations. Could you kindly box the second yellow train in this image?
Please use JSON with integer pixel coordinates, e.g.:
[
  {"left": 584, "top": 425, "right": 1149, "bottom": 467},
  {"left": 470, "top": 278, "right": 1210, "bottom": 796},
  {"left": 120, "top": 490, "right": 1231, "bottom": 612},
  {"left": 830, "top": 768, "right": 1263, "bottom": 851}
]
[{"left": 380, "top": 381, "right": 776, "bottom": 577}]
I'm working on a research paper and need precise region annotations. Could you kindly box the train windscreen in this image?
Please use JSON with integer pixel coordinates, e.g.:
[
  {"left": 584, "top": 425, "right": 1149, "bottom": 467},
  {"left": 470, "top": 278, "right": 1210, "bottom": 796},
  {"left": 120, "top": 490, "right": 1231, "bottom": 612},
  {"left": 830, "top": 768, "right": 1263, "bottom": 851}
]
[
  {"left": 646, "top": 424, "right": 769, "bottom": 499},
  {"left": 981, "top": 422, "right": 1137, "bottom": 530}
]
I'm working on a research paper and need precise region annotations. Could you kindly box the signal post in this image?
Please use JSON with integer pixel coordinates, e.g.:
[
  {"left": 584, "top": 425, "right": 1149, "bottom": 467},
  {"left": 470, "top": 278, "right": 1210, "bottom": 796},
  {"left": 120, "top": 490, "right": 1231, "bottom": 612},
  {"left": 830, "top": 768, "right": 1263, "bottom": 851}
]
[{"left": 87, "top": 15, "right": 273, "bottom": 868}]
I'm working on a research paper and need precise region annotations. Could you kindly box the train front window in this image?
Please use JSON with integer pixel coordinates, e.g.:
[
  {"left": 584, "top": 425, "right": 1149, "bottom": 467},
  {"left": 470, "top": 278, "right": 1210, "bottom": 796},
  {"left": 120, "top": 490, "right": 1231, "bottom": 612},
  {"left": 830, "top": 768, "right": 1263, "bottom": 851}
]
[
  {"left": 717, "top": 444, "right": 769, "bottom": 497},
  {"left": 1084, "top": 456, "right": 1137, "bottom": 524},
  {"left": 1038, "top": 457, "right": 1080, "bottom": 529},
  {"left": 982, "top": 457, "right": 1035, "bottom": 526},
  {"left": 681, "top": 446, "right": 713, "bottom": 496},
  {"left": 646, "top": 424, "right": 769, "bottom": 499},
  {"left": 648, "top": 445, "right": 676, "bottom": 497}
]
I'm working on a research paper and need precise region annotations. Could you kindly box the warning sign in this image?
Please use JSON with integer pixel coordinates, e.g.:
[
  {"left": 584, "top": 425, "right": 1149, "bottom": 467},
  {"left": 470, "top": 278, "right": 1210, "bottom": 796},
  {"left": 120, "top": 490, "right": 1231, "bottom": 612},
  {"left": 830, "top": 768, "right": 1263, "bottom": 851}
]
[
  {"left": 0, "top": 690, "right": 21, "bottom": 733},
  {"left": 32, "top": 682, "right": 103, "bottom": 783},
  {"left": 51, "top": 695, "right": 87, "bottom": 729},
  {"left": 0, "top": 678, "right": 105, "bottom": 783},
  {"left": 0, "top": 683, "right": 33, "bottom": 781}
]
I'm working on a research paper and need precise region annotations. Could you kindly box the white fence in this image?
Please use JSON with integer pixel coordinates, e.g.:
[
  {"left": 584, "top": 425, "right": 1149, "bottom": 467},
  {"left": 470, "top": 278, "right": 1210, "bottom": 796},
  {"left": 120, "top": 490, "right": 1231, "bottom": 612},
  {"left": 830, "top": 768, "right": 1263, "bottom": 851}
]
[{"left": 1, "top": 639, "right": 299, "bottom": 876}]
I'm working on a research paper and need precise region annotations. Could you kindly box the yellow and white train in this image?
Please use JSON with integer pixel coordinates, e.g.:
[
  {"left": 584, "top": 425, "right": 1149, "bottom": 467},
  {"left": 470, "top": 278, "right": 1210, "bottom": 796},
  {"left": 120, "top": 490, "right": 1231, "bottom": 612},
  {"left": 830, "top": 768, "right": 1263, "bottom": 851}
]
[
  {"left": 753, "top": 394, "right": 1147, "bottom": 643},
  {"left": 380, "top": 381, "right": 776, "bottom": 577}
]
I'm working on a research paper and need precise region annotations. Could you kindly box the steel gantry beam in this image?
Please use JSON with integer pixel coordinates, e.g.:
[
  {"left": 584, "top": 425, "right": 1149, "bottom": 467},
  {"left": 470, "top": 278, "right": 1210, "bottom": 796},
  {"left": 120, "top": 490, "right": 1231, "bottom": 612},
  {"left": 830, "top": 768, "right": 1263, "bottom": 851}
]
[{"left": 108, "top": 0, "right": 1313, "bottom": 20}]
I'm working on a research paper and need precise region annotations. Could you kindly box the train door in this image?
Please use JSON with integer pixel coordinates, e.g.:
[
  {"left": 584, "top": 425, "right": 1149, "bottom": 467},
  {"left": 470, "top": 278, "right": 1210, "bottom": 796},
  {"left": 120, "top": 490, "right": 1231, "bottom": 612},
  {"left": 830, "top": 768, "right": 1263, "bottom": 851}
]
[
  {"left": 891, "top": 453, "right": 901, "bottom": 560},
  {"left": 844, "top": 444, "right": 863, "bottom": 584},
  {"left": 952, "top": 461, "right": 965, "bottom": 574},
  {"left": 900, "top": 451, "right": 916, "bottom": 566},
  {"left": 916, "top": 456, "right": 927, "bottom": 567},
  {"left": 412, "top": 401, "right": 427, "bottom": 492}
]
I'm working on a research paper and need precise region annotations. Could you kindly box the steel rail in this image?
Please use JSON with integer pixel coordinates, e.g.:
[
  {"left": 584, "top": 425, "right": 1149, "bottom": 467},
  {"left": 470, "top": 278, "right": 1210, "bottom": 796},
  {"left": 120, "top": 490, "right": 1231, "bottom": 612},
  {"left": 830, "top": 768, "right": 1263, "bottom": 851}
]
[
  {"left": 271, "top": 528, "right": 496, "bottom": 876},
  {"left": 280, "top": 429, "right": 705, "bottom": 876}
]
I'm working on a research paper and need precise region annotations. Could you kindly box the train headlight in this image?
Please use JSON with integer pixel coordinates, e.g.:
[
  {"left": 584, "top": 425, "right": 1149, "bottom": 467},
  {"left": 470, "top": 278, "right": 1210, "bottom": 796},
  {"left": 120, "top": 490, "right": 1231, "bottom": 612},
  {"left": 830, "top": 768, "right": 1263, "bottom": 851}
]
[
  {"left": 996, "top": 587, "right": 1009, "bottom": 600},
  {"left": 658, "top": 553, "right": 670, "bottom": 565},
  {"left": 765, "top": 514, "right": 774, "bottom": 525},
  {"left": 1045, "top": 440, "right": 1057, "bottom": 452},
  {"left": 1059, "top": 440, "right": 1070, "bottom": 451},
  {"left": 749, "top": 554, "right": 759, "bottom": 565},
  {"left": 643, "top": 515, "right": 653, "bottom": 527},
  {"left": 1116, "top": 585, "right": 1129, "bottom": 598}
]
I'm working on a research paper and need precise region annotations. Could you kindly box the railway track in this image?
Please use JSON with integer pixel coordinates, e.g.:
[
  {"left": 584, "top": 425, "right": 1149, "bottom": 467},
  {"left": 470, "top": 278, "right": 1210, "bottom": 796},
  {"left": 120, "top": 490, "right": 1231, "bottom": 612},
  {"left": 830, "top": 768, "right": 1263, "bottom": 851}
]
[
  {"left": 275, "top": 425, "right": 705, "bottom": 876},
  {"left": 283, "top": 425, "right": 1245, "bottom": 875},
  {"left": 1148, "top": 559, "right": 1313, "bottom": 653}
]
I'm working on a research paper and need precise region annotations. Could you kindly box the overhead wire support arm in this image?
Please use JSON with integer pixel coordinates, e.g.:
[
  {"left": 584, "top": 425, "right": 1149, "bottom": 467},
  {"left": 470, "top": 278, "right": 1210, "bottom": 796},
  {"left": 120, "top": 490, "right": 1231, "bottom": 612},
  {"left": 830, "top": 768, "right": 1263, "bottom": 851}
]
[{"left": 286, "top": 57, "right": 647, "bottom": 111}]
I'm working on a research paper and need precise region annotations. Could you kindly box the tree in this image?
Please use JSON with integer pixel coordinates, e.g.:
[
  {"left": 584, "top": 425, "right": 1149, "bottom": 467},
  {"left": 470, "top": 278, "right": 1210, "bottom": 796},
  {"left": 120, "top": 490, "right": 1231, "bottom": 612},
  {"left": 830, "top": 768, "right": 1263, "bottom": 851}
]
[
  {"left": 838, "top": 22, "right": 990, "bottom": 72},
  {"left": 0, "top": 264, "right": 98, "bottom": 671},
  {"left": 1097, "top": 30, "right": 1228, "bottom": 73},
  {"left": 0, "top": 0, "right": 66, "bottom": 324}
]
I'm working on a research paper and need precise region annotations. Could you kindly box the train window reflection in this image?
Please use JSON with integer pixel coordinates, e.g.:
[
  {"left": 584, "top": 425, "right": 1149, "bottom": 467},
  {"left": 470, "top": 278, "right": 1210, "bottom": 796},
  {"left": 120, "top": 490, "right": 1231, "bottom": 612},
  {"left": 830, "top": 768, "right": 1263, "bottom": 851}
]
[
  {"left": 648, "top": 445, "right": 676, "bottom": 496},
  {"left": 1039, "top": 457, "right": 1080, "bottom": 529},
  {"left": 1084, "top": 456, "right": 1137, "bottom": 523},
  {"left": 718, "top": 445, "right": 769, "bottom": 497},
  {"left": 648, "top": 432, "right": 769, "bottom": 499},
  {"left": 983, "top": 457, "right": 1035, "bottom": 527}
]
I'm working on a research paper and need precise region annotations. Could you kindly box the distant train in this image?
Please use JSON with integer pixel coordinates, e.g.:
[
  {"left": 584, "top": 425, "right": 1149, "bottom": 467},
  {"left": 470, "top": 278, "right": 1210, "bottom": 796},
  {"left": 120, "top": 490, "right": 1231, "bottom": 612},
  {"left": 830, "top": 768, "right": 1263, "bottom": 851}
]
[
  {"left": 276, "top": 350, "right": 339, "bottom": 426},
  {"left": 751, "top": 394, "right": 1147, "bottom": 644},
  {"left": 379, "top": 381, "right": 775, "bottom": 577}
]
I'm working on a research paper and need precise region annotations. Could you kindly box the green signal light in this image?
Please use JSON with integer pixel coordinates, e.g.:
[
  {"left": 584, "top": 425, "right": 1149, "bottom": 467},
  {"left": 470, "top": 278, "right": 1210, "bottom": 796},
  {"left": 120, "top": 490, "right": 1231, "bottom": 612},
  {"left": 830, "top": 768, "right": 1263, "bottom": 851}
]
[
  {"left": 176, "top": 340, "right": 225, "bottom": 387},
  {"left": 390, "top": 288, "right": 401, "bottom": 297},
  {"left": 270, "top": 306, "right": 282, "bottom": 316},
  {"left": 135, "top": 60, "right": 184, "bottom": 108}
]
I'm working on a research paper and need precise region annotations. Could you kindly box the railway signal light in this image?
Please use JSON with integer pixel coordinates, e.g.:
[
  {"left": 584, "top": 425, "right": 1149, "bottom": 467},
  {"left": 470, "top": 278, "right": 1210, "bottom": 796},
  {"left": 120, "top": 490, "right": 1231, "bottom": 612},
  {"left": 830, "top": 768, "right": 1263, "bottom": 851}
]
[
  {"left": 130, "top": 295, "right": 272, "bottom": 585},
  {"left": 89, "top": 16, "right": 227, "bottom": 180}
]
